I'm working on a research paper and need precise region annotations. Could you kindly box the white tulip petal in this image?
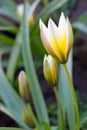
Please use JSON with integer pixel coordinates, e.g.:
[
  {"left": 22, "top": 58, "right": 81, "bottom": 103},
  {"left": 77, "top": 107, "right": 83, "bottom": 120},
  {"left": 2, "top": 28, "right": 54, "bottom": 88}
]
[
  {"left": 48, "top": 18, "right": 66, "bottom": 60},
  {"left": 58, "top": 12, "right": 67, "bottom": 30},
  {"left": 48, "top": 18, "right": 59, "bottom": 36},
  {"left": 66, "top": 18, "right": 73, "bottom": 56},
  {"left": 40, "top": 20, "right": 61, "bottom": 61},
  {"left": 39, "top": 19, "right": 47, "bottom": 30}
]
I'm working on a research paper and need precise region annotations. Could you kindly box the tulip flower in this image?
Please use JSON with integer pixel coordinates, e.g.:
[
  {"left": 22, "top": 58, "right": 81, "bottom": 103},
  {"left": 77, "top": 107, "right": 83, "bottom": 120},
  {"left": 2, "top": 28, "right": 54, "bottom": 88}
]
[
  {"left": 43, "top": 55, "right": 58, "bottom": 86},
  {"left": 39, "top": 12, "right": 73, "bottom": 63}
]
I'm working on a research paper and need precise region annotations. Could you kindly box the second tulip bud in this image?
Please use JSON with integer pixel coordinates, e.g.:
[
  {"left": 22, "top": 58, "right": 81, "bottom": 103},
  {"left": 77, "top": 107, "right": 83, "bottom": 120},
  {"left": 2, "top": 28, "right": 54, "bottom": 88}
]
[{"left": 43, "top": 55, "right": 58, "bottom": 86}]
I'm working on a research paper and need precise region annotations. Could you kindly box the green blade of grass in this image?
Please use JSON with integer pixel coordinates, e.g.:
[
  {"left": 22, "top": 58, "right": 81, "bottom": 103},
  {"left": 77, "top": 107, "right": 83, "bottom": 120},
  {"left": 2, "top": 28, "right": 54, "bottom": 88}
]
[
  {"left": 0, "top": 67, "right": 30, "bottom": 129},
  {"left": 21, "top": 0, "right": 49, "bottom": 123},
  {"left": 31, "top": 0, "right": 68, "bottom": 35},
  {"left": 0, "top": 128, "right": 24, "bottom": 130},
  {"left": 0, "top": 0, "right": 18, "bottom": 21},
  {"left": 0, "top": 35, "right": 14, "bottom": 45},
  {"left": 58, "top": 50, "right": 76, "bottom": 130},
  {"left": 7, "top": 33, "right": 21, "bottom": 82}
]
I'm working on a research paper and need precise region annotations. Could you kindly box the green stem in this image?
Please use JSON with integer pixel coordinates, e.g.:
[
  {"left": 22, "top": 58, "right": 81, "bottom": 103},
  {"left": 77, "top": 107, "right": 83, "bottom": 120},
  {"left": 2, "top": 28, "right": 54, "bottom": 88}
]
[
  {"left": 63, "top": 64, "right": 80, "bottom": 130},
  {"left": 53, "top": 86, "right": 64, "bottom": 130},
  {"left": 27, "top": 103, "right": 40, "bottom": 130}
]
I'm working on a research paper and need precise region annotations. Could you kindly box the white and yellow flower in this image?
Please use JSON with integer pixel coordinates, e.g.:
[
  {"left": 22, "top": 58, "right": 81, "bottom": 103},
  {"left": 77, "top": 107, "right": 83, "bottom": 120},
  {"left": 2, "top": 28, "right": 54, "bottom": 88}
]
[
  {"left": 43, "top": 55, "right": 58, "bottom": 86},
  {"left": 39, "top": 12, "right": 73, "bottom": 63}
]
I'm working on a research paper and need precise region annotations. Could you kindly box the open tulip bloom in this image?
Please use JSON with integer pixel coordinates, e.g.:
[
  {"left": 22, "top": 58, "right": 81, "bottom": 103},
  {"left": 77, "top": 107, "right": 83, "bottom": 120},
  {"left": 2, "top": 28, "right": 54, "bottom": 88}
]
[
  {"left": 40, "top": 12, "right": 80, "bottom": 130},
  {"left": 39, "top": 12, "right": 73, "bottom": 63}
]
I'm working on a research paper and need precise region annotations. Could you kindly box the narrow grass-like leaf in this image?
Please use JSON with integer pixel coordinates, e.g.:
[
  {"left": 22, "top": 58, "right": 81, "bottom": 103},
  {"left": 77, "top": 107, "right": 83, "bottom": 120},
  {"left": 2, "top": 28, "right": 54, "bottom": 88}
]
[
  {"left": 72, "top": 12, "right": 87, "bottom": 34},
  {"left": 51, "top": 126, "right": 58, "bottom": 130},
  {"left": 0, "top": 0, "right": 16, "bottom": 7},
  {"left": 0, "top": 17, "right": 15, "bottom": 26},
  {"left": 80, "top": 112, "right": 87, "bottom": 128},
  {"left": 58, "top": 50, "right": 76, "bottom": 130},
  {"left": 21, "top": 0, "right": 49, "bottom": 123},
  {"left": 73, "top": 22, "right": 87, "bottom": 34},
  {"left": 0, "top": 46, "right": 11, "bottom": 55},
  {"left": 7, "top": 33, "right": 21, "bottom": 82},
  {"left": 0, "top": 67, "right": 29, "bottom": 129},
  {"left": 0, "top": 128, "right": 24, "bottom": 130},
  {"left": 31, "top": 0, "right": 68, "bottom": 34},
  {"left": 0, "top": 103, "right": 17, "bottom": 121},
  {"left": 37, "top": 0, "right": 68, "bottom": 20},
  {"left": 76, "top": 12, "right": 87, "bottom": 23},
  {"left": 0, "top": 0, "right": 18, "bottom": 21},
  {"left": 0, "top": 35, "right": 14, "bottom": 45}
]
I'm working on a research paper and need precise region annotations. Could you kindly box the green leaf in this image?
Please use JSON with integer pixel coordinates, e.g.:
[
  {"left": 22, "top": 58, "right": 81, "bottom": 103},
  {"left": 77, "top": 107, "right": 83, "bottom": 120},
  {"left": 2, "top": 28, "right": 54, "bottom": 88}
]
[
  {"left": 37, "top": 0, "right": 68, "bottom": 20},
  {"left": 73, "top": 22, "right": 87, "bottom": 34},
  {"left": 0, "top": 103, "right": 17, "bottom": 121},
  {"left": 0, "top": 128, "right": 24, "bottom": 130},
  {"left": 7, "top": 33, "right": 21, "bottom": 82},
  {"left": 76, "top": 12, "right": 87, "bottom": 23},
  {"left": 0, "top": 35, "right": 14, "bottom": 45},
  {"left": 31, "top": 0, "right": 68, "bottom": 34},
  {"left": 0, "top": 16, "right": 15, "bottom": 26},
  {"left": 21, "top": 0, "right": 49, "bottom": 123},
  {"left": 80, "top": 111, "right": 87, "bottom": 128},
  {"left": 0, "top": 67, "right": 29, "bottom": 129},
  {"left": 0, "top": 46, "right": 11, "bottom": 55},
  {"left": 73, "top": 12, "right": 87, "bottom": 34},
  {"left": 51, "top": 126, "right": 58, "bottom": 130},
  {"left": 0, "top": 0, "right": 18, "bottom": 21},
  {"left": 58, "top": 50, "right": 76, "bottom": 130}
]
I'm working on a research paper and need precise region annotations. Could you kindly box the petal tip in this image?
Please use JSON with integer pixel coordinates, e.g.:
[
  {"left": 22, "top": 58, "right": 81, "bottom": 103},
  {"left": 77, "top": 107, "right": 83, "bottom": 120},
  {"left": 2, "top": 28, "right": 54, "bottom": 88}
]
[{"left": 39, "top": 18, "right": 43, "bottom": 29}]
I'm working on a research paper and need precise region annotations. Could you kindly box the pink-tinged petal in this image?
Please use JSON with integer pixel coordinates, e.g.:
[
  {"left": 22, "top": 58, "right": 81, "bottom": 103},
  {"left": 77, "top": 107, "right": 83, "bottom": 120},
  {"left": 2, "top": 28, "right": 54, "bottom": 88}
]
[{"left": 66, "top": 18, "right": 73, "bottom": 57}]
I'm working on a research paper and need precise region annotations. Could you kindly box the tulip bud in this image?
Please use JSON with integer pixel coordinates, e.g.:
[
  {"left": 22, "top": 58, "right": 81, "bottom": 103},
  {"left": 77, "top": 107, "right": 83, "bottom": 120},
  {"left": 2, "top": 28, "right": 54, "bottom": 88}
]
[
  {"left": 22, "top": 107, "right": 35, "bottom": 128},
  {"left": 18, "top": 71, "right": 30, "bottom": 102},
  {"left": 17, "top": 4, "right": 34, "bottom": 26},
  {"left": 43, "top": 55, "right": 58, "bottom": 86}
]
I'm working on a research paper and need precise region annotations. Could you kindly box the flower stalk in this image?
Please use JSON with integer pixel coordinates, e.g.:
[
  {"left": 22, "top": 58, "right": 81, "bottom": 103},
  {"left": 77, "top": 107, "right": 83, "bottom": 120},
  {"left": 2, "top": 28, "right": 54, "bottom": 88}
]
[
  {"left": 53, "top": 86, "right": 64, "bottom": 130},
  {"left": 63, "top": 64, "right": 80, "bottom": 130},
  {"left": 27, "top": 103, "right": 41, "bottom": 130}
]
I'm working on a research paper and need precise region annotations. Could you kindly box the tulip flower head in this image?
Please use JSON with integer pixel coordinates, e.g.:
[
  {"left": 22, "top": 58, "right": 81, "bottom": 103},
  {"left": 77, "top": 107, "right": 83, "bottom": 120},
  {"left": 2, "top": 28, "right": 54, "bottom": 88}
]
[
  {"left": 39, "top": 12, "right": 73, "bottom": 63},
  {"left": 43, "top": 55, "right": 58, "bottom": 86}
]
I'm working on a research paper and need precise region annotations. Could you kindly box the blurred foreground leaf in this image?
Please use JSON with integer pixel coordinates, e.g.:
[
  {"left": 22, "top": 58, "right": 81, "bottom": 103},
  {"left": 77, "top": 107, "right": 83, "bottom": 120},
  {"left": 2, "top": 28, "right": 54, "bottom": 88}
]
[
  {"left": 0, "top": 0, "right": 18, "bottom": 21},
  {"left": 31, "top": 0, "right": 68, "bottom": 34},
  {"left": 0, "top": 128, "right": 24, "bottom": 130},
  {"left": 21, "top": 0, "right": 49, "bottom": 123},
  {"left": 58, "top": 50, "right": 76, "bottom": 130},
  {"left": 7, "top": 33, "right": 21, "bottom": 82},
  {"left": 0, "top": 67, "right": 29, "bottom": 129},
  {"left": 73, "top": 12, "right": 87, "bottom": 34}
]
